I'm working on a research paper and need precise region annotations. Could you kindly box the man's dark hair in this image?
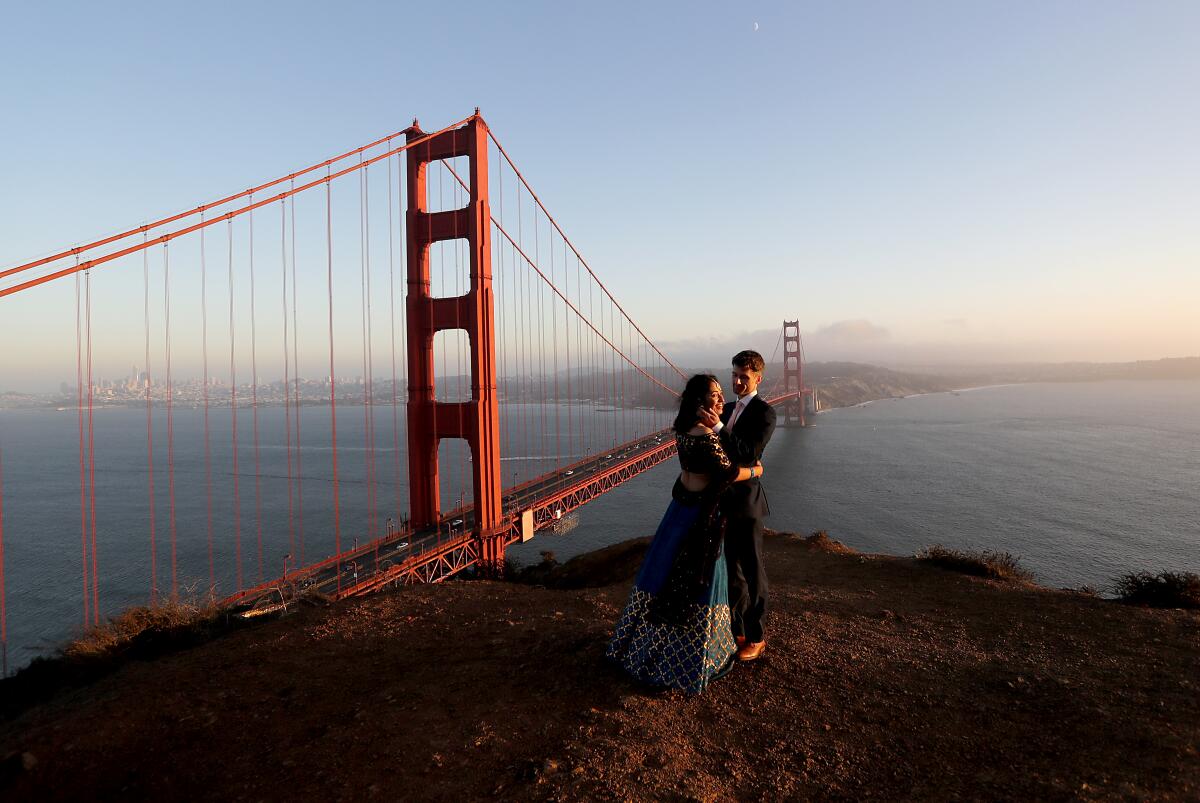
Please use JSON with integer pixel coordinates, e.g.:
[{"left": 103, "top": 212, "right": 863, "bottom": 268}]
[
  {"left": 732, "top": 350, "right": 765, "bottom": 373},
  {"left": 673, "top": 373, "right": 720, "bottom": 434}
]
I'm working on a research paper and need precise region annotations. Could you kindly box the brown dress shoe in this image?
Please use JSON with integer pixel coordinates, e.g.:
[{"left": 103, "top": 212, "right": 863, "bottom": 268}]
[{"left": 737, "top": 640, "right": 766, "bottom": 661}]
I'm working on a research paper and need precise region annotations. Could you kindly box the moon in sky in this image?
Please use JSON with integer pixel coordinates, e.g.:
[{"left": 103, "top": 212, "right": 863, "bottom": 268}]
[{"left": 753, "top": 21, "right": 759, "bottom": 31}]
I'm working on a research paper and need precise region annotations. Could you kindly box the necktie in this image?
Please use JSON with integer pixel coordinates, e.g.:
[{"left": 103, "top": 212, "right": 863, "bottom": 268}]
[{"left": 728, "top": 401, "right": 744, "bottom": 431}]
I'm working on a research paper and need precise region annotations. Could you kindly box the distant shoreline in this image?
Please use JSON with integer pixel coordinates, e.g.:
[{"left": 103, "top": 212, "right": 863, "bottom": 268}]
[{"left": 3, "top": 366, "right": 1199, "bottom": 412}]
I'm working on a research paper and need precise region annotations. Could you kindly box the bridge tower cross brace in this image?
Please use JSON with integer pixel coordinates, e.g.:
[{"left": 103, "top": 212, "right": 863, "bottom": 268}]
[
  {"left": 781, "top": 320, "right": 805, "bottom": 427},
  {"left": 404, "top": 115, "right": 504, "bottom": 569}
]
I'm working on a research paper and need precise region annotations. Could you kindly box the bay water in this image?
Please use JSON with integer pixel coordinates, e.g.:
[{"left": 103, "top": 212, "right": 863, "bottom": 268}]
[
  {"left": 511, "top": 380, "right": 1200, "bottom": 591},
  {"left": 1, "top": 380, "right": 1197, "bottom": 670}
]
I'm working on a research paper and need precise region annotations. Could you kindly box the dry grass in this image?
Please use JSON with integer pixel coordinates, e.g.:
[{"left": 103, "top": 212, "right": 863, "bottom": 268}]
[
  {"left": 2, "top": 591, "right": 231, "bottom": 720},
  {"left": 63, "top": 595, "right": 223, "bottom": 661},
  {"left": 1114, "top": 571, "right": 1200, "bottom": 609},
  {"left": 916, "top": 544, "right": 1035, "bottom": 583},
  {"left": 801, "top": 529, "right": 857, "bottom": 554}
]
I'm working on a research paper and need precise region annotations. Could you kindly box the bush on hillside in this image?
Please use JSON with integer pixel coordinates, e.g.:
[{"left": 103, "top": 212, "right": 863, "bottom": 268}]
[
  {"left": 1, "top": 592, "right": 230, "bottom": 720},
  {"left": 65, "top": 594, "right": 223, "bottom": 662},
  {"left": 803, "top": 530, "right": 857, "bottom": 554},
  {"left": 916, "top": 545, "right": 1034, "bottom": 582},
  {"left": 1113, "top": 571, "right": 1200, "bottom": 609}
]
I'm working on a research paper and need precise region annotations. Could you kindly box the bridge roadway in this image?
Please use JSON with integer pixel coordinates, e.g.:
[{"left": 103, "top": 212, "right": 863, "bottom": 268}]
[
  {"left": 226, "top": 427, "right": 679, "bottom": 614},
  {"left": 226, "top": 394, "right": 795, "bottom": 614}
]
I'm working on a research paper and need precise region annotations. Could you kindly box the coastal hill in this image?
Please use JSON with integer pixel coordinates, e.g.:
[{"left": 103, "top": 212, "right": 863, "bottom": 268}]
[
  {"left": 799, "top": 362, "right": 957, "bottom": 409},
  {"left": 863, "top": 356, "right": 1200, "bottom": 386},
  {"left": 2, "top": 532, "right": 1196, "bottom": 800},
  {"left": 965, "top": 355, "right": 1200, "bottom": 382},
  {"left": 2, "top": 356, "right": 1194, "bottom": 411},
  {"left": 790, "top": 356, "right": 1200, "bottom": 412}
]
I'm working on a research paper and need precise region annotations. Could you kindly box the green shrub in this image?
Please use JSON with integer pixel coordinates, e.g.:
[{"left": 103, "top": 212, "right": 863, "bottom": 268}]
[
  {"left": 916, "top": 544, "right": 1034, "bottom": 582},
  {"left": 1113, "top": 571, "right": 1200, "bottom": 609}
]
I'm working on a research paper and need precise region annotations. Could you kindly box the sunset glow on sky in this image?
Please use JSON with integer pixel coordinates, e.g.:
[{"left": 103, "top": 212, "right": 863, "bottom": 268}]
[{"left": 2, "top": 1, "right": 1197, "bottom": 389}]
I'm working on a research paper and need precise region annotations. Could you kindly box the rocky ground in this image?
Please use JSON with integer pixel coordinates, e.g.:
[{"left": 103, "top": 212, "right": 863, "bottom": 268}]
[{"left": 2, "top": 531, "right": 1198, "bottom": 801}]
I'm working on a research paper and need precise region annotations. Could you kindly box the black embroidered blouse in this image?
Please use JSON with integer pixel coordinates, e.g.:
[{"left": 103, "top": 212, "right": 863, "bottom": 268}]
[{"left": 675, "top": 432, "right": 733, "bottom": 475}]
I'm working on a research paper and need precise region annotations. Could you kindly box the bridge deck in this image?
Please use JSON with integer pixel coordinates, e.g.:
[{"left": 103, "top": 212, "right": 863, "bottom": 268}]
[
  {"left": 227, "top": 393, "right": 797, "bottom": 613},
  {"left": 226, "top": 428, "right": 677, "bottom": 612}
]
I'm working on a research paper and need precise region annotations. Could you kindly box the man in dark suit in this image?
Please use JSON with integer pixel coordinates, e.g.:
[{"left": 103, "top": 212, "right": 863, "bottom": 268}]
[{"left": 712, "top": 349, "right": 776, "bottom": 661}]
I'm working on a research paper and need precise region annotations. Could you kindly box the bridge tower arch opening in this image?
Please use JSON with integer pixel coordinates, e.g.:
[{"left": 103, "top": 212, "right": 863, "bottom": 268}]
[{"left": 404, "top": 115, "right": 504, "bottom": 571}]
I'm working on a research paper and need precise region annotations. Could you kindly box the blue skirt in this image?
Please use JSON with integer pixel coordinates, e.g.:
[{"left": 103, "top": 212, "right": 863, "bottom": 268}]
[{"left": 606, "top": 497, "right": 737, "bottom": 693}]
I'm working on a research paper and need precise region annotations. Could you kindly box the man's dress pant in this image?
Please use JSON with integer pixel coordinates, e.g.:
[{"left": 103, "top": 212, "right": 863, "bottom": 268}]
[{"left": 724, "top": 513, "right": 767, "bottom": 643}]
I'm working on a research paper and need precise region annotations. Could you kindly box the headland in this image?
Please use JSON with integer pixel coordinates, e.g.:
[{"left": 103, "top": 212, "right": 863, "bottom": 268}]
[{"left": 1, "top": 530, "right": 1196, "bottom": 800}]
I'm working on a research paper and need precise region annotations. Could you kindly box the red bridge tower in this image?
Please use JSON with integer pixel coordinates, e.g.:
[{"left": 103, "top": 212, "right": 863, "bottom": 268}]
[
  {"left": 781, "top": 320, "right": 807, "bottom": 427},
  {"left": 404, "top": 115, "right": 505, "bottom": 569}
]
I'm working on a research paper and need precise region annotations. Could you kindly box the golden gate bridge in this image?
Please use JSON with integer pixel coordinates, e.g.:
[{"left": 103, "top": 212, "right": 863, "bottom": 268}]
[{"left": 0, "top": 112, "right": 814, "bottom": 672}]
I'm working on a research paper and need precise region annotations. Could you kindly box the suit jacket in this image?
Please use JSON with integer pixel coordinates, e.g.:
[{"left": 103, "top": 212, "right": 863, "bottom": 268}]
[{"left": 719, "top": 394, "right": 777, "bottom": 519}]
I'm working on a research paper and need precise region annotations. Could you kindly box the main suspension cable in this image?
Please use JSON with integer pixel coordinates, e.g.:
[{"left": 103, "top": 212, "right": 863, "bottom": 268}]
[
  {"left": 485, "top": 128, "right": 686, "bottom": 381},
  {"left": 1, "top": 118, "right": 477, "bottom": 300},
  {"left": 0, "top": 116, "right": 474, "bottom": 284},
  {"left": 439, "top": 160, "right": 677, "bottom": 397}
]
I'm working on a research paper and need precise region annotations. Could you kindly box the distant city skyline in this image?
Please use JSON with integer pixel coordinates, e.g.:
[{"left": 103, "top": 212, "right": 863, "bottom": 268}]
[{"left": 2, "top": 2, "right": 1197, "bottom": 392}]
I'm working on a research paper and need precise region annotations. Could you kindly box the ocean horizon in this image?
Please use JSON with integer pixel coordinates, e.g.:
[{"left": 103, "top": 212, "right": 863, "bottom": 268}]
[{"left": 1, "top": 379, "right": 1197, "bottom": 669}]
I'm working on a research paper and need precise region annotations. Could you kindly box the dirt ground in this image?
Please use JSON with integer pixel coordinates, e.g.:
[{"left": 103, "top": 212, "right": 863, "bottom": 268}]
[{"left": 1, "top": 531, "right": 1198, "bottom": 801}]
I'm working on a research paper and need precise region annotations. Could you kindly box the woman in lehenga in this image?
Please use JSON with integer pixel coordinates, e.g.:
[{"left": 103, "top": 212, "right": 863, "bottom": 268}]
[{"left": 607, "top": 374, "right": 765, "bottom": 693}]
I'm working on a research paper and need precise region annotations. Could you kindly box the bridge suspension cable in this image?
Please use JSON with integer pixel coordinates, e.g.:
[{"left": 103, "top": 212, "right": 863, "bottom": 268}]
[
  {"left": 1, "top": 441, "right": 8, "bottom": 677},
  {"left": 0, "top": 118, "right": 472, "bottom": 284},
  {"left": 143, "top": 237, "right": 158, "bottom": 602},
  {"left": 437, "top": 160, "right": 680, "bottom": 398},
  {"left": 0, "top": 112, "right": 704, "bottom": 668},
  {"left": 485, "top": 128, "right": 688, "bottom": 383},
  {"left": 0, "top": 118, "right": 476, "bottom": 299}
]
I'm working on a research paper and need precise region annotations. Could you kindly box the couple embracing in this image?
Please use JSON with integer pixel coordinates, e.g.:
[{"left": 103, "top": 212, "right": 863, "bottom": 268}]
[{"left": 607, "top": 350, "right": 777, "bottom": 693}]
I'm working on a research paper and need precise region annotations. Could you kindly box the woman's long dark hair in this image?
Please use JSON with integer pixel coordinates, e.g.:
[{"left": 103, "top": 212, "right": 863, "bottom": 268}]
[{"left": 672, "top": 373, "right": 720, "bottom": 434}]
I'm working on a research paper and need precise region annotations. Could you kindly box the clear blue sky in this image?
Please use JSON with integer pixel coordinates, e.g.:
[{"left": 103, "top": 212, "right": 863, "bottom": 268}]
[{"left": 2, "top": 0, "right": 1197, "bottom": 387}]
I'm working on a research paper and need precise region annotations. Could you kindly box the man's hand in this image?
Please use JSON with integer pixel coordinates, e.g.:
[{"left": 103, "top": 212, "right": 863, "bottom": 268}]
[{"left": 697, "top": 406, "right": 721, "bottom": 429}]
